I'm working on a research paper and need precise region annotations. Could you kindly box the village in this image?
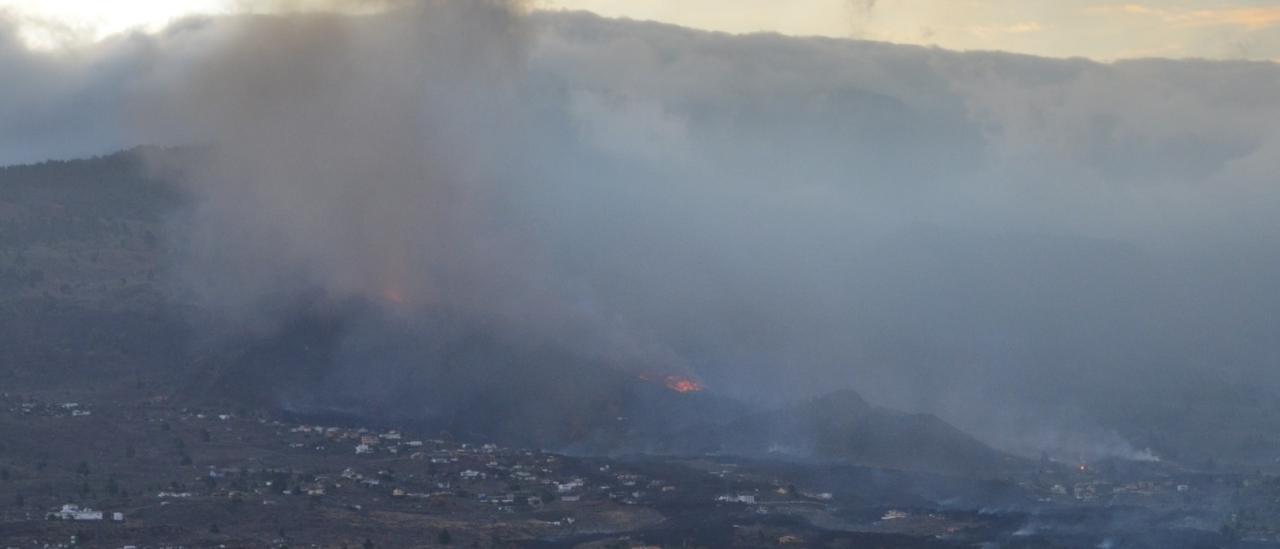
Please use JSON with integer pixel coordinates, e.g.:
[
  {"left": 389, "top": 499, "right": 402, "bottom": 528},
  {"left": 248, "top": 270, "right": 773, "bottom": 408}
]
[
  {"left": 0, "top": 390, "right": 868, "bottom": 548},
  {"left": 5, "top": 387, "right": 1280, "bottom": 547}
]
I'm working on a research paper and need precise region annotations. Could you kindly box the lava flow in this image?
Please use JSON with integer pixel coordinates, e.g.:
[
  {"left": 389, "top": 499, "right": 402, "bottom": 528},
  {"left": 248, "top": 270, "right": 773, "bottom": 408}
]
[{"left": 664, "top": 375, "right": 704, "bottom": 394}]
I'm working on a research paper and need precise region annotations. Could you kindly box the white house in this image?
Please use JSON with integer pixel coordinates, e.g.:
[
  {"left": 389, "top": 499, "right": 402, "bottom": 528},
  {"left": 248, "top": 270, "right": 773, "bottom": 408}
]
[{"left": 51, "top": 504, "right": 103, "bottom": 521}]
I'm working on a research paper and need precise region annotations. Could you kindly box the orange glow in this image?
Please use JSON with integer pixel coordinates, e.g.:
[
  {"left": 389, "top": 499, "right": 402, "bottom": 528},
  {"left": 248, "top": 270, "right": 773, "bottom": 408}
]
[
  {"left": 382, "top": 288, "right": 406, "bottom": 305},
  {"left": 665, "top": 375, "right": 704, "bottom": 394}
]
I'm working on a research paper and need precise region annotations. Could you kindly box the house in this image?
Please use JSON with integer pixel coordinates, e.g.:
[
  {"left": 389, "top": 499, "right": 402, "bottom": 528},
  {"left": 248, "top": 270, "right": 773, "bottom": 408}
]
[
  {"left": 557, "top": 479, "right": 584, "bottom": 493},
  {"left": 355, "top": 444, "right": 373, "bottom": 455},
  {"left": 50, "top": 504, "right": 103, "bottom": 521}
]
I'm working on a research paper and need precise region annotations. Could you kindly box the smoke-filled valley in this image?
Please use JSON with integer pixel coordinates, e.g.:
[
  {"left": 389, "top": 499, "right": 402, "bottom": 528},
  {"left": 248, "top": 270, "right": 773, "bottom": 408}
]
[{"left": 4, "top": 1, "right": 1280, "bottom": 546}]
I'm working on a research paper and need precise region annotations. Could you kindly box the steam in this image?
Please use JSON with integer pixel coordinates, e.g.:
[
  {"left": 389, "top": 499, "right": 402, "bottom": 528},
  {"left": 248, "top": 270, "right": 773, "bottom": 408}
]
[{"left": 2, "top": 2, "right": 1280, "bottom": 460}]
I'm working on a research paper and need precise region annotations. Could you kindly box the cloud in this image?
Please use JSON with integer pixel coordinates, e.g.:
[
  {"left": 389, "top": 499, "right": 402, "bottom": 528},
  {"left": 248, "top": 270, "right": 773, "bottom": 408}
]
[
  {"left": 1090, "top": 4, "right": 1280, "bottom": 30},
  {"left": 966, "top": 21, "right": 1043, "bottom": 39},
  {"left": 3, "top": 4, "right": 1280, "bottom": 458}
]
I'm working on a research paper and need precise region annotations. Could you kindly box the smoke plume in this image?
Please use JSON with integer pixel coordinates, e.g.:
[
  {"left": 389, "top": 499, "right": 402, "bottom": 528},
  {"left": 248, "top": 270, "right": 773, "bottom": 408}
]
[{"left": 2, "top": 2, "right": 1280, "bottom": 459}]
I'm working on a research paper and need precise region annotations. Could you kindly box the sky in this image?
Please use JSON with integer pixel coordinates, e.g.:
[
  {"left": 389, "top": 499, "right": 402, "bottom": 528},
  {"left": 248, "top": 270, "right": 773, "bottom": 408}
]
[{"left": 2, "top": 0, "right": 1280, "bottom": 60}]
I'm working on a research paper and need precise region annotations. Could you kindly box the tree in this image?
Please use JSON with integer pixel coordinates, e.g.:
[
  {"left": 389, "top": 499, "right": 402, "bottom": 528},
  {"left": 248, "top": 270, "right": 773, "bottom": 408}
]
[
  {"left": 363, "top": 538, "right": 375, "bottom": 549},
  {"left": 210, "top": 523, "right": 221, "bottom": 534},
  {"left": 0, "top": 468, "right": 9, "bottom": 481},
  {"left": 438, "top": 528, "right": 452, "bottom": 545},
  {"left": 75, "top": 461, "right": 90, "bottom": 477},
  {"left": 13, "top": 494, "right": 23, "bottom": 508}
]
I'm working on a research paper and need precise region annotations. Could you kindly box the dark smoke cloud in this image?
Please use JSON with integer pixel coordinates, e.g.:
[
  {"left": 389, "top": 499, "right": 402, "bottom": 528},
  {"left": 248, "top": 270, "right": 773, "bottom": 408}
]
[{"left": 2, "top": 3, "right": 1280, "bottom": 459}]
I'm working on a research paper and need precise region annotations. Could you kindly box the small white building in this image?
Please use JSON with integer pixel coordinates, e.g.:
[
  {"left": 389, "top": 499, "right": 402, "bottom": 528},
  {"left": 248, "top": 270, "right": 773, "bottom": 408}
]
[
  {"left": 881, "top": 510, "right": 908, "bottom": 521},
  {"left": 557, "top": 479, "right": 585, "bottom": 494},
  {"left": 51, "top": 504, "right": 103, "bottom": 521}
]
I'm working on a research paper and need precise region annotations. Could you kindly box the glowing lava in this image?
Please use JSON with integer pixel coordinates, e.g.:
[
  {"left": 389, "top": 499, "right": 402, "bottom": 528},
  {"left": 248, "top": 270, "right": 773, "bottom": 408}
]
[{"left": 665, "top": 375, "right": 704, "bottom": 394}]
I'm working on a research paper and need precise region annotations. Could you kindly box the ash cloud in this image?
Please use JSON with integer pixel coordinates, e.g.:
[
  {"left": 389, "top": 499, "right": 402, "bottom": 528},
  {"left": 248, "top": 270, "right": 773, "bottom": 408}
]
[{"left": 3, "top": 3, "right": 1280, "bottom": 459}]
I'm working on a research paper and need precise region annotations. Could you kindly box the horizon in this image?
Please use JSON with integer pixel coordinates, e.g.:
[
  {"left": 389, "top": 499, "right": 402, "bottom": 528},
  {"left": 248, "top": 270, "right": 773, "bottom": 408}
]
[{"left": 2, "top": 0, "right": 1279, "bottom": 61}]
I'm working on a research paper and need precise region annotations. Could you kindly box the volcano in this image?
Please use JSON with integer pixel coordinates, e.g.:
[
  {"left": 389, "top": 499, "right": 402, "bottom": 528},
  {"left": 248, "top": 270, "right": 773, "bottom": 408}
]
[{"left": 186, "top": 299, "right": 1017, "bottom": 474}]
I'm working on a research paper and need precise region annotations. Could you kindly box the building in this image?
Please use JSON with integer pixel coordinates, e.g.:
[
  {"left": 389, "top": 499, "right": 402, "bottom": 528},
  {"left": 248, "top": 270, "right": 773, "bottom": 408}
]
[{"left": 50, "top": 504, "right": 103, "bottom": 521}]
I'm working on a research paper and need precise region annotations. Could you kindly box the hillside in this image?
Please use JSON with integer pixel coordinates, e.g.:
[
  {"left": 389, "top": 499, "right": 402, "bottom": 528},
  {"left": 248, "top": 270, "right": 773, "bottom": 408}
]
[
  {"left": 2, "top": 150, "right": 1017, "bottom": 476},
  {"left": 666, "top": 390, "right": 1021, "bottom": 476}
]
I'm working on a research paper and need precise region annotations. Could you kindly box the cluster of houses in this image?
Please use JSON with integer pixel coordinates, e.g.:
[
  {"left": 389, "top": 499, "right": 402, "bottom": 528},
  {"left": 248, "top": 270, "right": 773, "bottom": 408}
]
[
  {"left": 153, "top": 413, "right": 704, "bottom": 522},
  {"left": 46, "top": 504, "right": 123, "bottom": 522},
  {"left": 26, "top": 405, "right": 817, "bottom": 548},
  {"left": 1027, "top": 473, "right": 1197, "bottom": 505},
  {"left": 2, "top": 394, "right": 93, "bottom": 418}
]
